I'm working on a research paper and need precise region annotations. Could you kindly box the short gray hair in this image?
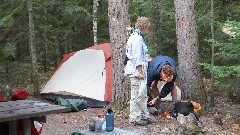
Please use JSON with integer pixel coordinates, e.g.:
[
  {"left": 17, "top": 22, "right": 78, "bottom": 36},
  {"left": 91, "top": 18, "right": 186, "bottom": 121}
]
[{"left": 135, "top": 17, "right": 150, "bottom": 30}]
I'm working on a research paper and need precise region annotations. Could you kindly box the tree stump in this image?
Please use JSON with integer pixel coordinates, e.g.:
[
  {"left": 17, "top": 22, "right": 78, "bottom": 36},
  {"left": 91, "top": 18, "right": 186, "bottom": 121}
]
[{"left": 175, "top": 102, "right": 202, "bottom": 135}]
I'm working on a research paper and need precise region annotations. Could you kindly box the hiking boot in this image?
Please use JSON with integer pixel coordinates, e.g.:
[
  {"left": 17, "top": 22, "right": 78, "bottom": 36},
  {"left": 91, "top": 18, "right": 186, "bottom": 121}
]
[
  {"left": 131, "top": 120, "right": 147, "bottom": 126},
  {"left": 148, "top": 107, "right": 159, "bottom": 115},
  {"left": 142, "top": 118, "right": 154, "bottom": 124}
]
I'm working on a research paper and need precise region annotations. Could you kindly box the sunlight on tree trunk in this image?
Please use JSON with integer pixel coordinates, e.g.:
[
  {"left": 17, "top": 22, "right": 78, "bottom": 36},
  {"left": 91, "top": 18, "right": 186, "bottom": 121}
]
[
  {"left": 108, "top": 0, "right": 131, "bottom": 112},
  {"left": 174, "top": 0, "right": 204, "bottom": 103},
  {"left": 28, "top": 0, "right": 40, "bottom": 97},
  {"left": 93, "top": 0, "right": 99, "bottom": 45}
]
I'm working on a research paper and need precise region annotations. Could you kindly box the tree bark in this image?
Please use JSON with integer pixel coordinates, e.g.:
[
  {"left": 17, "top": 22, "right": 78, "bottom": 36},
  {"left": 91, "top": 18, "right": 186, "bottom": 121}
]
[
  {"left": 174, "top": 0, "right": 203, "bottom": 102},
  {"left": 93, "top": 0, "right": 99, "bottom": 45},
  {"left": 28, "top": 0, "right": 40, "bottom": 97},
  {"left": 108, "top": 0, "right": 131, "bottom": 111}
]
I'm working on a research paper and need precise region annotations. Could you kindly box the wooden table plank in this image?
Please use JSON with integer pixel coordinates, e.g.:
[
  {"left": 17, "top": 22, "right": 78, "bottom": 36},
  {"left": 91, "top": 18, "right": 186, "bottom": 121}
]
[
  {"left": 0, "top": 100, "right": 71, "bottom": 135},
  {"left": 0, "top": 100, "right": 70, "bottom": 122}
]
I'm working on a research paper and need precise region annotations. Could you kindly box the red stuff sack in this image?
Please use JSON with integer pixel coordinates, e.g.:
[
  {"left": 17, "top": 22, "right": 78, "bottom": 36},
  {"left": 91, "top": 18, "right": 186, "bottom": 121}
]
[{"left": 10, "top": 90, "right": 28, "bottom": 101}]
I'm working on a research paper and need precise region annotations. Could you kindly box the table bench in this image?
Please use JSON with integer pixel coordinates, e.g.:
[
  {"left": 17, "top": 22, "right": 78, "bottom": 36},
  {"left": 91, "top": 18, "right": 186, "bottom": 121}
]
[{"left": 0, "top": 100, "right": 71, "bottom": 135}]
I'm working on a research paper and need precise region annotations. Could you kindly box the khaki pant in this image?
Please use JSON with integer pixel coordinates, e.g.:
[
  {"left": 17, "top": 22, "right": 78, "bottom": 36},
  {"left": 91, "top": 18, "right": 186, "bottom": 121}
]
[{"left": 129, "top": 77, "right": 149, "bottom": 122}]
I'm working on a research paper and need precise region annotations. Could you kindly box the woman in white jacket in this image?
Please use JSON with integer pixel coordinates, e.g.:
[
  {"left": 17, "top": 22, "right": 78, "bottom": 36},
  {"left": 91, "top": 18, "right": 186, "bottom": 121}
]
[{"left": 124, "top": 17, "right": 151, "bottom": 126}]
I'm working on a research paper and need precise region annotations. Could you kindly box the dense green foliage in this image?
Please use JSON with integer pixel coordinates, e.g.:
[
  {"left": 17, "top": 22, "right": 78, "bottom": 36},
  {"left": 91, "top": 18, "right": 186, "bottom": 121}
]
[
  {"left": 0, "top": 0, "right": 239, "bottom": 102},
  {"left": 198, "top": 1, "right": 240, "bottom": 102},
  {"left": 201, "top": 20, "right": 240, "bottom": 102}
]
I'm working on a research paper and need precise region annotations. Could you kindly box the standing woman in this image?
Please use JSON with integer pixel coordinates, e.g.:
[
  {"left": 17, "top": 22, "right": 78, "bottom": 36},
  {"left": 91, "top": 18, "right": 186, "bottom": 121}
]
[{"left": 124, "top": 17, "right": 151, "bottom": 125}]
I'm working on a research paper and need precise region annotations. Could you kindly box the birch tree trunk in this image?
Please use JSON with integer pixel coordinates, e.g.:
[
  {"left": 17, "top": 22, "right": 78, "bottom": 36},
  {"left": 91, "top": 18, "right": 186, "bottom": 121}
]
[
  {"left": 108, "top": 0, "right": 130, "bottom": 111},
  {"left": 28, "top": 0, "right": 40, "bottom": 96},
  {"left": 93, "top": 0, "right": 99, "bottom": 45},
  {"left": 174, "top": 0, "right": 203, "bottom": 102}
]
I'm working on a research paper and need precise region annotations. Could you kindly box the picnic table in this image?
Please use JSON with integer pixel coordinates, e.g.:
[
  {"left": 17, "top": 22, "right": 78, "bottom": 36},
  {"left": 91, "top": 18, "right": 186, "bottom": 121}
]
[
  {"left": 0, "top": 100, "right": 71, "bottom": 135},
  {"left": 79, "top": 128, "right": 145, "bottom": 135}
]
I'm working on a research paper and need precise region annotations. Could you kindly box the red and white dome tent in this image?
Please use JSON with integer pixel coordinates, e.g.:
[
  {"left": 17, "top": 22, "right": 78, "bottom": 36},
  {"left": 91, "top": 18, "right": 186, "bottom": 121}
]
[{"left": 40, "top": 43, "right": 112, "bottom": 107}]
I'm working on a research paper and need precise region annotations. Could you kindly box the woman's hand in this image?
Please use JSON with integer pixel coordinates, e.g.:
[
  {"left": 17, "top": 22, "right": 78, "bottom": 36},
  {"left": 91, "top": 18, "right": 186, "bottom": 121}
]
[
  {"left": 148, "top": 97, "right": 158, "bottom": 106},
  {"left": 136, "top": 65, "right": 144, "bottom": 79},
  {"left": 139, "top": 73, "right": 144, "bottom": 79}
]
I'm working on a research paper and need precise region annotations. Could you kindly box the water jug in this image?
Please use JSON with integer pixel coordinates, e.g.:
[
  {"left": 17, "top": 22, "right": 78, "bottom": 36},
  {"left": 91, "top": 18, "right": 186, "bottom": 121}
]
[
  {"left": 95, "top": 118, "right": 102, "bottom": 132},
  {"left": 105, "top": 108, "right": 114, "bottom": 132},
  {"left": 98, "top": 113, "right": 106, "bottom": 130}
]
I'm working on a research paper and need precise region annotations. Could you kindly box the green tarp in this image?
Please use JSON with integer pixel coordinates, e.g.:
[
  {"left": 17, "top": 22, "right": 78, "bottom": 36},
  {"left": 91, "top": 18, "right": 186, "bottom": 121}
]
[
  {"left": 55, "top": 97, "right": 88, "bottom": 112},
  {"left": 71, "top": 132, "right": 84, "bottom": 135}
]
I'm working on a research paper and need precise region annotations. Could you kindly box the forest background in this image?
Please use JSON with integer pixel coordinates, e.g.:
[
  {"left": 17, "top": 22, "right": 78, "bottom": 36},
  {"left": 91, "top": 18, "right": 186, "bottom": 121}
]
[{"left": 0, "top": 0, "right": 239, "bottom": 106}]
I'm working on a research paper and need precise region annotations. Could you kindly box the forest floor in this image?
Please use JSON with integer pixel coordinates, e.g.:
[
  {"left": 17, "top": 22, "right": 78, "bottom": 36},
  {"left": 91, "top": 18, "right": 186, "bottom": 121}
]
[
  {"left": 0, "top": 66, "right": 239, "bottom": 135},
  {"left": 36, "top": 95, "right": 240, "bottom": 135}
]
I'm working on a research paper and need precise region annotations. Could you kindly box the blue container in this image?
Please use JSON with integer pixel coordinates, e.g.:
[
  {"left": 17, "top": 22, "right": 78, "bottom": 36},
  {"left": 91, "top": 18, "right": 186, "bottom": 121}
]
[{"left": 105, "top": 109, "right": 114, "bottom": 132}]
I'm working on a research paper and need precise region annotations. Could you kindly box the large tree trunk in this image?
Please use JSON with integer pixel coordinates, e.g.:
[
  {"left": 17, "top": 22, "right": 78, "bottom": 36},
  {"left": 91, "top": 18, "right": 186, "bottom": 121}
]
[
  {"left": 28, "top": 0, "right": 40, "bottom": 96},
  {"left": 174, "top": 0, "right": 203, "bottom": 102},
  {"left": 108, "top": 0, "right": 131, "bottom": 111},
  {"left": 93, "top": 0, "right": 99, "bottom": 45}
]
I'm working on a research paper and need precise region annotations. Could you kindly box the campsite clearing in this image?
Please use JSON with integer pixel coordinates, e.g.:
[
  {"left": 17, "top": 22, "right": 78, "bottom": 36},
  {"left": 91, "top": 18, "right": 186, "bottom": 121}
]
[{"left": 40, "top": 95, "right": 240, "bottom": 135}]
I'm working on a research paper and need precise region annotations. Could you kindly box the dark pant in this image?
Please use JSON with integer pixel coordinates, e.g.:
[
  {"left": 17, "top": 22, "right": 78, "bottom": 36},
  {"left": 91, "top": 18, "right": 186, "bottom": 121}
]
[
  {"left": 159, "top": 82, "right": 174, "bottom": 98},
  {"left": 147, "top": 82, "right": 174, "bottom": 107}
]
